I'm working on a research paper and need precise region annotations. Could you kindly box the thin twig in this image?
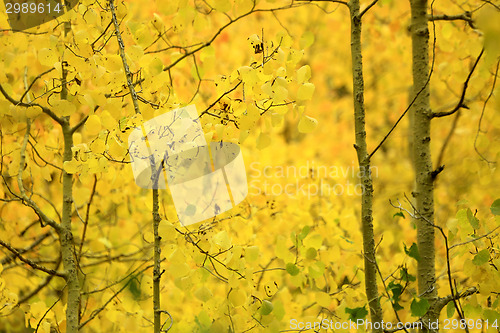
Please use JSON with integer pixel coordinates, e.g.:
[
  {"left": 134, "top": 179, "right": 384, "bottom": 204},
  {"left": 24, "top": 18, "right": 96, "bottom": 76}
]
[
  {"left": 108, "top": 0, "right": 140, "bottom": 114},
  {"left": 474, "top": 58, "right": 499, "bottom": 165},
  {"left": 432, "top": 49, "right": 484, "bottom": 118},
  {"left": 428, "top": 12, "right": 474, "bottom": 28},
  {"left": 359, "top": 0, "right": 378, "bottom": 18},
  {"left": 0, "top": 83, "right": 64, "bottom": 125},
  {"left": 0, "top": 239, "right": 65, "bottom": 277}
]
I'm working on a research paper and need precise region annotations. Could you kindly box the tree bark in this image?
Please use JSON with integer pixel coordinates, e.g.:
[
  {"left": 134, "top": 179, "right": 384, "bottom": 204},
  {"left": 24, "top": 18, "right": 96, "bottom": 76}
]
[
  {"left": 153, "top": 188, "right": 162, "bottom": 333},
  {"left": 349, "top": 1, "right": 383, "bottom": 330},
  {"left": 61, "top": 122, "right": 81, "bottom": 333},
  {"left": 61, "top": 61, "right": 81, "bottom": 333},
  {"left": 409, "top": 1, "right": 438, "bottom": 332},
  {"left": 109, "top": 1, "right": 163, "bottom": 331}
]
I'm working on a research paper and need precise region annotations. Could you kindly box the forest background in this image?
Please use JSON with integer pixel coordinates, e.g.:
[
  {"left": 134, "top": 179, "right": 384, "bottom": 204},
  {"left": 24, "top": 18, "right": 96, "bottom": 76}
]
[{"left": 0, "top": 0, "right": 499, "bottom": 332}]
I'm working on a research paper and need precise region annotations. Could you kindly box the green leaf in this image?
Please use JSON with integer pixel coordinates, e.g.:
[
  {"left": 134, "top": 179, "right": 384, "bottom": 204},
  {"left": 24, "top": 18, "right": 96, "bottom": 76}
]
[
  {"left": 273, "top": 300, "right": 285, "bottom": 320},
  {"left": 345, "top": 306, "right": 368, "bottom": 321},
  {"left": 491, "top": 199, "right": 500, "bottom": 215},
  {"left": 467, "top": 208, "right": 480, "bottom": 229},
  {"left": 298, "top": 226, "right": 310, "bottom": 240},
  {"left": 388, "top": 281, "right": 404, "bottom": 311},
  {"left": 400, "top": 267, "right": 416, "bottom": 282},
  {"left": 404, "top": 243, "right": 420, "bottom": 261},
  {"left": 472, "top": 249, "right": 490, "bottom": 266},
  {"left": 194, "top": 310, "right": 211, "bottom": 331},
  {"left": 483, "top": 309, "right": 500, "bottom": 321},
  {"left": 260, "top": 300, "right": 274, "bottom": 315},
  {"left": 393, "top": 211, "right": 405, "bottom": 218},
  {"left": 185, "top": 204, "right": 197, "bottom": 216},
  {"left": 410, "top": 298, "right": 430, "bottom": 317},
  {"left": 127, "top": 276, "right": 142, "bottom": 300},
  {"left": 308, "top": 261, "right": 325, "bottom": 279},
  {"left": 305, "top": 247, "right": 317, "bottom": 260},
  {"left": 447, "top": 302, "right": 455, "bottom": 318},
  {"left": 286, "top": 263, "right": 300, "bottom": 276}
]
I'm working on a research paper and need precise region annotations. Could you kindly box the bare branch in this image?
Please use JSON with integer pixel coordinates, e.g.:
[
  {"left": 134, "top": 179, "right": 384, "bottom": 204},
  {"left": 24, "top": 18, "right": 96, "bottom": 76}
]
[
  {"left": 449, "top": 226, "right": 500, "bottom": 250},
  {"left": 0, "top": 84, "right": 64, "bottom": 125},
  {"left": 77, "top": 175, "right": 98, "bottom": 261},
  {"left": 18, "top": 256, "right": 62, "bottom": 304},
  {"left": 19, "top": 68, "right": 56, "bottom": 103},
  {"left": 296, "top": 0, "right": 348, "bottom": 5},
  {"left": 360, "top": 0, "right": 378, "bottom": 18},
  {"left": 71, "top": 115, "right": 89, "bottom": 134},
  {"left": 1, "top": 231, "right": 53, "bottom": 265},
  {"left": 474, "top": 58, "right": 499, "bottom": 165},
  {"left": 108, "top": 0, "right": 141, "bottom": 114},
  {"left": 12, "top": 121, "right": 62, "bottom": 232},
  {"left": 0, "top": 239, "right": 65, "bottom": 277},
  {"left": 433, "top": 287, "right": 478, "bottom": 314},
  {"left": 79, "top": 266, "right": 148, "bottom": 329},
  {"left": 481, "top": 0, "right": 500, "bottom": 11},
  {"left": 432, "top": 49, "right": 484, "bottom": 118},
  {"left": 435, "top": 110, "right": 460, "bottom": 170},
  {"left": 369, "top": 4, "right": 438, "bottom": 159},
  {"left": 162, "top": 3, "right": 306, "bottom": 72},
  {"left": 428, "top": 12, "right": 474, "bottom": 28}
]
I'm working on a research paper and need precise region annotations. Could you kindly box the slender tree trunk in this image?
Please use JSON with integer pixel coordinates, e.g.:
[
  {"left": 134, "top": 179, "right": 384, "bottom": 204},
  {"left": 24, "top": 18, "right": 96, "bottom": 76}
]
[
  {"left": 109, "top": 1, "right": 163, "bottom": 331},
  {"left": 61, "top": 122, "right": 80, "bottom": 333},
  {"left": 152, "top": 188, "right": 162, "bottom": 333},
  {"left": 409, "top": 1, "right": 438, "bottom": 332},
  {"left": 61, "top": 10, "right": 81, "bottom": 327},
  {"left": 349, "top": 1, "right": 383, "bottom": 330},
  {"left": 61, "top": 63, "right": 81, "bottom": 332}
]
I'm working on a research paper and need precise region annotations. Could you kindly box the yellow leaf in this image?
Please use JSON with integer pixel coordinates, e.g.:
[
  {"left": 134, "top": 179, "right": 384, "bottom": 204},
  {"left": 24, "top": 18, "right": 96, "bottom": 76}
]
[
  {"left": 300, "top": 31, "right": 315, "bottom": 49},
  {"left": 63, "top": 160, "right": 79, "bottom": 174},
  {"left": 151, "top": 13, "right": 165, "bottom": 32},
  {"left": 245, "top": 246, "right": 259, "bottom": 262},
  {"left": 298, "top": 115, "right": 318, "bottom": 133},
  {"left": 239, "top": 130, "right": 250, "bottom": 144},
  {"left": 41, "top": 166, "right": 52, "bottom": 182},
  {"left": 256, "top": 132, "right": 271, "bottom": 150},
  {"left": 213, "top": 230, "right": 231, "bottom": 249},
  {"left": 158, "top": 220, "right": 176, "bottom": 242},
  {"left": 297, "top": 65, "right": 311, "bottom": 84},
  {"left": 38, "top": 48, "right": 58, "bottom": 67},
  {"left": 441, "top": 24, "right": 453, "bottom": 40},
  {"left": 170, "top": 263, "right": 190, "bottom": 278},
  {"left": 98, "top": 237, "right": 112, "bottom": 249},
  {"left": 194, "top": 286, "right": 213, "bottom": 302},
  {"left": 127, "top": 45, "right": 144, "bottom": 62},
  {"left": 85, "top": 115, "right": 102, "bottom": 136},
  {"left": 215, "top": 123, "right": 225, "bottom": 139},
  {"left": 273, "top": 85, "right": 288, "bottom": 102},
  {"left": 105, "top": 55, "right": 123, "bottom": 72},
  {"left": 316, "top": 292, "right": 331, "bottom": 308},
  {"left": 90, "top": 139, "right": 106, "bottom": 155},
  {"left": 53, "top": 100, "right": 76, "bottom": 117},
  {"left": 229, "top": 289, "right": 247, "bottom": 307},
  {"left": 204, "top": 131, "right": 214, "bottom": 143},
  {"left": 149, "top": 57, "right": 164, "bottom": 76},
  {"left": 100, "top": 110, "right": 116, "bottom": 130},
  {"left": 213, "top": 0, "right": 231, "bottom": 12},
  {"left": 297, "top": 83, "right": 315, "bottom": 101},
  {"left": 271, "top": 113, "right": 283, "bottom": 127}
]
